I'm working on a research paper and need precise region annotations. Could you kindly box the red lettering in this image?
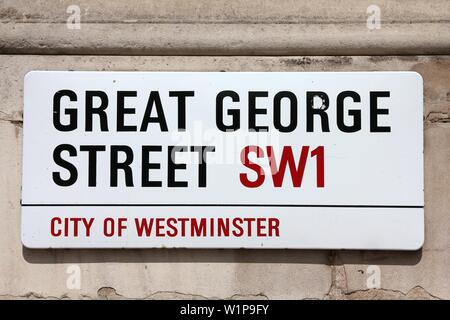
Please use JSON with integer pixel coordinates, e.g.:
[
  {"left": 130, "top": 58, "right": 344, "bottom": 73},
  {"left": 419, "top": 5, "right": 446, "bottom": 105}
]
[
  {"left": 267, "top": 146, "right": 309, "bottom": 187},
  {"left": 218, "top": 218, "right": 230, "bottom": 236},
  {"left": 135, "top": 218, "right": 153, "bottom": 236},
  {"left": 240, "top": 146, "right": 265, "bottom": 188},
  {"left": 311, "top": 146, "right": 325, "bottom": 187},
  {"left": 268, "top": 218, "right": 280, "bottom": 237},
  {"left": 50, "top": 217, "right": 94, "bottom": 237},
  {"left": 256, "top": 218, "right": 267, "bottom": 236},
  {"left": 156, "top": 218, "right": 165, "bottom": 237},
  {"left": 191, "top": 218, "right": 207, "bottom": 237},
  {"left": 232, "top": 218, "right": 244, "bottom": 237},
  {"left": 166, "top": 218, "right": 178, "bottom": 237},
  {"left": 50, "top": 217, "right": 62, "bottom": 237}
]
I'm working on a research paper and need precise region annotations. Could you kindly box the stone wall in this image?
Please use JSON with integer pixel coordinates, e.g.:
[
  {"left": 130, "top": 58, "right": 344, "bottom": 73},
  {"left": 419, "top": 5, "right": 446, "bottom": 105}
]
[{"left": 0, "top": 1, "right": 448, "bottom": 299}]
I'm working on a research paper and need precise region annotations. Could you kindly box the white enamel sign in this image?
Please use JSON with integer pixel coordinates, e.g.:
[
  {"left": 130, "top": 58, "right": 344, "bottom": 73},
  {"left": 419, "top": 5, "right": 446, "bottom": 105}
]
[{"left": 22, "top": 71, "right": 424, "bottom": 249}]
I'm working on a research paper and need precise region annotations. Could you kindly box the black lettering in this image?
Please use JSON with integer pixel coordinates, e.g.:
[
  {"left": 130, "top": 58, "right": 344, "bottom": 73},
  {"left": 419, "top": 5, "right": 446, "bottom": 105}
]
[
  {"left": 79, "top": 145, "right": 106, "bottom": 187},
  {"left": 142, "top": 145, "right": 162, "bottom": 187},
  {"left": 140, "top": 91, "right": 168, "bottom": 132},
  {"left": 249, "top": 91, "right": 268, "bottom": 132},
  {"left": 336, "top": 91, "right": 361, "bottom": 133},
  {"left": 52, "top": 144, "right": 78, "bottom": 186},
  {"left": 306, "top": 91, "right": 330, "bottom": 132},
  {"left": 216, "top": 90, "right": 240, "bottom": 132},
  {"left": 370, "top": 91, "right": 391, "bottom": 132},
  {"left": 168, "top": 146, "right": 187, "bottom": 187},
  {"left": 273, "top": 91, "right": 297, "bottom": 132},
  {"left": 110, "top": 145, "right": 134, "bottom": 187},
  {"left": 169, "top": 91, "right": 195, "bottom": 131},
  {"left": 117, "top": 91, "right": 137, "bottom": 131},
  {"left": 190, "top": 146, "right": 215, "bottom": 187},
  {"left": 53, "top": 90, "right": 77, "bottom": 131},
  {"left": 85, "top": 91, "right": 109, "bottom": 131}
]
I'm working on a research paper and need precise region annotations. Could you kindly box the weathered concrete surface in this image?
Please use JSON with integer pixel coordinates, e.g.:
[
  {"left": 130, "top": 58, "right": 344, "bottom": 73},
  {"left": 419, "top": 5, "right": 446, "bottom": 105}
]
[
  {"left": 1, "top": 0, "right": 449, "bottom": 55},
  {"left": 0, "top": 55, "right": 449, "bottom": 299}
]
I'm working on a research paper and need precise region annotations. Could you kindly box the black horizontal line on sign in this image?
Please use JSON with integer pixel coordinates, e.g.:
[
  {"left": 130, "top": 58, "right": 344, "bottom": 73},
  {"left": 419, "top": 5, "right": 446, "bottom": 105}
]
[{"left": 20, "top": 204, "right": 424, "bottom": 208}]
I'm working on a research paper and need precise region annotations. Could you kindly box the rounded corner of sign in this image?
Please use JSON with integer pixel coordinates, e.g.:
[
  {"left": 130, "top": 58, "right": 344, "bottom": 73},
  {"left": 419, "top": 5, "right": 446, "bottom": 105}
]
[
  {"left": 410, "top": 239, "right": 424, "bottom": 251},
  {"left": 21, "top": 234, "right": 38, "bottom": 249},
  {"left": 407, "top": 71, "right": 424, "bottom": 87},
  {"left": 409, "top": 232, "right": 425, "bottom": 251},
  {"left": 24, "top": 70, "right": 38, "bottom": 83}
]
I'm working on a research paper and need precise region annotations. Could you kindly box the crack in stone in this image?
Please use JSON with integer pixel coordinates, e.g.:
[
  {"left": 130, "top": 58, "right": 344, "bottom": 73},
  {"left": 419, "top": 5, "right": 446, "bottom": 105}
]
[
  {"left": 324, "top": 251, "right": 348, "bottom": 299},
  {"left": 0, "top": 111, "right": 23, "bottom": 128},
  {"left": 425, "top": 112, "right": 450, "bottom": 123},
  {"left": 145, "top": 290, "right": 211, "bottom": 300},
  {"left": 0, "top": 284, "right": 442, "bottom": 300},
  {"left": 227, "top": 293, "right": 269, "bottom": 300},
  {"left": 324, "top": 251, "right": 442, "bottom": 300},
  {"left": 342, "top": 286, "right": 442, "bottom": 300},
  {"left": 96, "top": 286, "right": 268, "bottom": 300},
  {"left": 0, "top": 292, "right": 69, "bottom": 300}
]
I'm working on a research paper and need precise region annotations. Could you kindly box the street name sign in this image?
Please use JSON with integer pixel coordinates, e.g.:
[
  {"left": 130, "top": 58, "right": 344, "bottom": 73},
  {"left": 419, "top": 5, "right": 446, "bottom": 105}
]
[{"left": 22, "top": 71, "right": 424, "bottom": 249}]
